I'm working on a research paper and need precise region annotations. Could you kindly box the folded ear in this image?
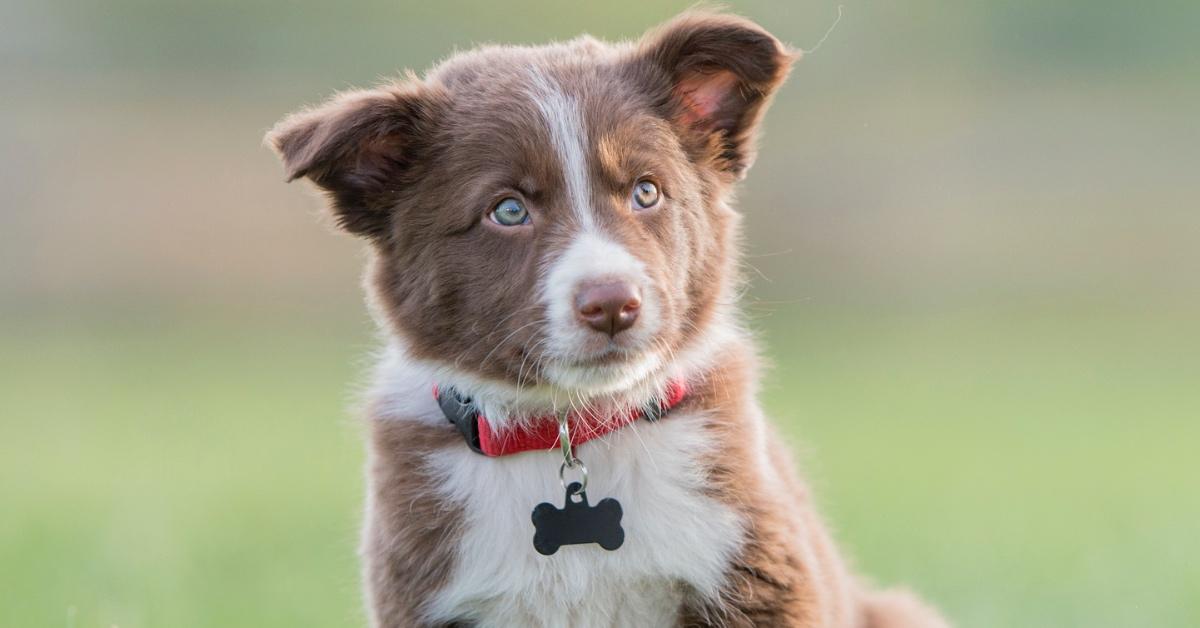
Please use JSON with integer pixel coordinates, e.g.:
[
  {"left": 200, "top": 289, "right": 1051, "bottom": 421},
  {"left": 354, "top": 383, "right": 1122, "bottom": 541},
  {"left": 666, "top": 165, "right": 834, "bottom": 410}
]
[
  {"left": 638, "top": 11, "right": 797, "bottom": 178},
  {"left": 264, "top": 80, "right": 441, "bottom": 239}
]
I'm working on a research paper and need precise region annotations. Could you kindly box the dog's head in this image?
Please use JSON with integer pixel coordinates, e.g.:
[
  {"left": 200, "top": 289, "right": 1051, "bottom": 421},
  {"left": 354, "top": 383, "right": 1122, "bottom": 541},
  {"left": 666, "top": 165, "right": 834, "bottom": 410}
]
[{"left": 267, "top": 12, "right": 793, "bottom": 404}]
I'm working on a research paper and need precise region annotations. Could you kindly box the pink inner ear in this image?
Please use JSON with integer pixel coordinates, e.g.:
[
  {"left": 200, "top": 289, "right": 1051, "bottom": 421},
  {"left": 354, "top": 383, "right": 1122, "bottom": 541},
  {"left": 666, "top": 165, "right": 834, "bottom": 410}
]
[{"left": 674, "top": 69, "right": 739, "bottom": 128}]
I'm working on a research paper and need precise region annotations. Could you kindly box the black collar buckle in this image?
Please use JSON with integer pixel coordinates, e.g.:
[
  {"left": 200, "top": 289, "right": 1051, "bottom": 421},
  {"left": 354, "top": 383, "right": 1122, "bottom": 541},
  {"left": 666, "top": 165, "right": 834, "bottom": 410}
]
[{"left": 436, "top": 386, "right": 483, "bottom": 454}]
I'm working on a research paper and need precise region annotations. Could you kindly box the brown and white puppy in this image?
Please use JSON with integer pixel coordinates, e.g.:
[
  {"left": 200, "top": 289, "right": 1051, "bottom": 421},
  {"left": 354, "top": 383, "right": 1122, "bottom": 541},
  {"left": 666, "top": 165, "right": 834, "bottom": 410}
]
[{"left": 267, "top": 10, "right": 948, "bottom": 628}]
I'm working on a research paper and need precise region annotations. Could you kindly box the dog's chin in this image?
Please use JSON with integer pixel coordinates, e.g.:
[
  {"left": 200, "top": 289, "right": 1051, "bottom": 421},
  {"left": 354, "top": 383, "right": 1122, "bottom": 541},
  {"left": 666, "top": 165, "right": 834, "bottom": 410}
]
[{"left": 541, "top": 348, "right": 663, "bottom": 396}]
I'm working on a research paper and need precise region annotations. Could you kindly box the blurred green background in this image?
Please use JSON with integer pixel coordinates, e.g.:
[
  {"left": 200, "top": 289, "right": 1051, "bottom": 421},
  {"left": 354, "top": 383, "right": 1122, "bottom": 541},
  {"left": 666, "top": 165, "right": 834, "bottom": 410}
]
[{"left": 2, "top": 1, "right": 1198, "bottom": 626}]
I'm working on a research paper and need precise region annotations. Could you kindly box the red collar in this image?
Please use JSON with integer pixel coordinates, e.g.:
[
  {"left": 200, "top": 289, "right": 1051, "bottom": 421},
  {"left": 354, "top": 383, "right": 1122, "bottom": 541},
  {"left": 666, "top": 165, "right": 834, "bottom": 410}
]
[{"left": 434, "top": 380, "right": 688, "bottom": 457}]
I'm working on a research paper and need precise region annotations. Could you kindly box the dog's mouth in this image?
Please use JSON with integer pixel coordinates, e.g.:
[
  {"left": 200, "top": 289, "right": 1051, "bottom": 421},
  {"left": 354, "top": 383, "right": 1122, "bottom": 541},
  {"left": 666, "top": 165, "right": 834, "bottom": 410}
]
[
  {"left": 541, "top": 345, "right": 664, "bottom": 394},
  {"left": 535, "top": 306, "right": 680, "bottom": 394},
  {"left": 554, "top": 328, "right": 668, "bottom": 372},
  {"left": 573, "top": 339, "right": 644, "bottom": 364}
]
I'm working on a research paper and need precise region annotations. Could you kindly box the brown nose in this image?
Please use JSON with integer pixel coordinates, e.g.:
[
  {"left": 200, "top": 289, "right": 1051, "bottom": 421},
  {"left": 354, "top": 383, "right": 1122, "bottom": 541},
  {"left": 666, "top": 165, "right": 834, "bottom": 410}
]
[{"left": 575, "top": 281, "right": 641, "bottom": 337}]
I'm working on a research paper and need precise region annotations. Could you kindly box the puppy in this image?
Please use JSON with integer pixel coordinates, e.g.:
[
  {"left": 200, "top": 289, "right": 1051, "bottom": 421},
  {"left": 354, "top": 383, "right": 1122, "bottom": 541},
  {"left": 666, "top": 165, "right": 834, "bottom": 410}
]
[{"left": 268, "top": 10, "right": 948, "bottom": 628}]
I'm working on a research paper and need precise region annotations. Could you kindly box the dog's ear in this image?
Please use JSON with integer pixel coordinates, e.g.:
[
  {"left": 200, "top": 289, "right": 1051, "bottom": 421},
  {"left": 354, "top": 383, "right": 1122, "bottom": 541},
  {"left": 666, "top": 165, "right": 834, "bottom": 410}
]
[
  {"left": 265, "top": 80, "right": 443, "bottom": 239},
  {"left": 637, "top": 11, "right": 796, "bottom": 179}
]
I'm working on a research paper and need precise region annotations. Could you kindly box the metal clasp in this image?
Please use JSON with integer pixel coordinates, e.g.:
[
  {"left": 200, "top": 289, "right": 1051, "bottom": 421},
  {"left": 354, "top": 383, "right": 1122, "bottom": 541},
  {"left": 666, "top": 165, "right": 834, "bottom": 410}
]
[{"left": 556, "top": 414, "right": 587, "bottom": 499}]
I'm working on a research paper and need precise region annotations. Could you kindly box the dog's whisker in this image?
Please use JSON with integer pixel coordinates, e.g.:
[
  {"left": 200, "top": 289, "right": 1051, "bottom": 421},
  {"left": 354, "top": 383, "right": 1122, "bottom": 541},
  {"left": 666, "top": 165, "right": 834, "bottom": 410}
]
[{"left": 474, "top": 316, "right": 548, "bottom": 370}]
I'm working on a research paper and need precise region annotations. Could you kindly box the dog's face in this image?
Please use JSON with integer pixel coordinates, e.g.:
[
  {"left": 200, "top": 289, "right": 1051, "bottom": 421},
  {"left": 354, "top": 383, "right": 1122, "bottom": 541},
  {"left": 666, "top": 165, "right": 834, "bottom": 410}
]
[{"left": 269, "top": 13, "right": 792, "bottom": 398}]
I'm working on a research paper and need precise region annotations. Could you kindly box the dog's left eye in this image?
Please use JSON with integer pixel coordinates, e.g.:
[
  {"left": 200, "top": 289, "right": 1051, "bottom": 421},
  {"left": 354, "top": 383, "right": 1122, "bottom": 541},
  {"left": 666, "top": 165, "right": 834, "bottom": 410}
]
[
  {"left": 631, "top": 180, "right": 660, "bottom": 210},
  {"left": 490, "top": 197, "right": 531, "bottom": 227}
]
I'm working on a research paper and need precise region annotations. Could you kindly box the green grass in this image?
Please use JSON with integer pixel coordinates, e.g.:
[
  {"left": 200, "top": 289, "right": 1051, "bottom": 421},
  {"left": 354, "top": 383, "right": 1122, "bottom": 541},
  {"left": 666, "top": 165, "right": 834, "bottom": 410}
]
[
  {"left": 763, "top": 303, "right": 1200, "bottom": 627},
  {"left": 2, "top": 304, "right": 1197, "bottom": 627},
  {"left": 0, "top": 317, "right": 369, "bottom": 628}
]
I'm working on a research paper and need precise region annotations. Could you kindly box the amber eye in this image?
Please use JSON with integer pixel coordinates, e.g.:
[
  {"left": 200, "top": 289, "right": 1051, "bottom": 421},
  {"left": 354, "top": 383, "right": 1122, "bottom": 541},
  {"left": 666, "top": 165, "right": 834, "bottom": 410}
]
[
  {"left": 631, "top": 180, "right": 660, "bottom": 210},
  {"left": 489, "top": 197, "right": 530, "bottom": 226}
]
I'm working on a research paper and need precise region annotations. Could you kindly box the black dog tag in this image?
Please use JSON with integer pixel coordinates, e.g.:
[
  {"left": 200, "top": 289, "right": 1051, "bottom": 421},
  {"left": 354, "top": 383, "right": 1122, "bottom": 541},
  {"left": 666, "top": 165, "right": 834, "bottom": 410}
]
[{"left": 531, "top": 482, "right": 624, "bottom": 555}]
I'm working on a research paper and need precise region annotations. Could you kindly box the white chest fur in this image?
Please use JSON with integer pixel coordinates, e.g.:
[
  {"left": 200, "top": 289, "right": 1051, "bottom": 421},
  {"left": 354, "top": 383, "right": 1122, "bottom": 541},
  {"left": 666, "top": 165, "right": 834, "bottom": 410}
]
[{"left": 421, "top": 410, "right": 744, "bottom": 627}]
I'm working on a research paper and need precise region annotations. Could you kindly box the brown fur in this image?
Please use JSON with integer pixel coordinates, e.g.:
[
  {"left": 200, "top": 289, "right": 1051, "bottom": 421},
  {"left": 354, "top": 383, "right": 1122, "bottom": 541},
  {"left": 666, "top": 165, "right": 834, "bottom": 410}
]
[
  {"left": 361, "top": 406, "right": 463, "bottom": 627},
  {"left": 669, "top": 345, "right": 850, "bottom": 627},
  {"left": 672, "top": 347, "right": 947, "bottom": 627},
  {"left": 268, "top": 9, "right": 948, "bottom": 627}
]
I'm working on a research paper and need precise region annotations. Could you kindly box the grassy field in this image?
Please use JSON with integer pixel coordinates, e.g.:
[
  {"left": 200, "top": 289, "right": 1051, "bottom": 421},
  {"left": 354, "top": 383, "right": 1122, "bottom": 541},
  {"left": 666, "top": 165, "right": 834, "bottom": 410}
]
[{"left": 2, "top": 302, "right": 1197, "bottom": 627}]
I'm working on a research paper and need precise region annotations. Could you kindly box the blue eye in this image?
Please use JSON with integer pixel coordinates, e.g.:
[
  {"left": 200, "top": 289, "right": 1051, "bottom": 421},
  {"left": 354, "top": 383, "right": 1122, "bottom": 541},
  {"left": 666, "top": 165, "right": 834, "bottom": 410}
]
[
  {"left": 490, "top": 197, "right": 530, "bottom": 226},
  {"left": 631, "top": 180, "right": 660, "bottom": 210}
]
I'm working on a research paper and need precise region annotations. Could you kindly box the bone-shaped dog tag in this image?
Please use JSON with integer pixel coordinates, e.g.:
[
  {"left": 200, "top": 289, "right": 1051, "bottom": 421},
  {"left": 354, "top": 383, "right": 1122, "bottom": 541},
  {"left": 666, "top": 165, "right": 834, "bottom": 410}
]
[{"left": 531, "top": 482, "right": 624, "bottom": 555}]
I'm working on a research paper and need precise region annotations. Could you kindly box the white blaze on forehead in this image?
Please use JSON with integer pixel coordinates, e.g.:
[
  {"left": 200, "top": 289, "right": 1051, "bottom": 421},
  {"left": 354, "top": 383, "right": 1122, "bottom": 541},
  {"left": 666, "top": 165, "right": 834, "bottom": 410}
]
[{"left": 527, "top": 69, "right": 594, "bottom": 231}]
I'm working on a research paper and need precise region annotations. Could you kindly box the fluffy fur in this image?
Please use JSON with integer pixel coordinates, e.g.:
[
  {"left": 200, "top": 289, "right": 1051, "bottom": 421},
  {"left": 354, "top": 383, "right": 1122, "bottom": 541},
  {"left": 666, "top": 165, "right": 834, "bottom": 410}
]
[{"left": 268, "top": 10, "right": 949, "bottom": 628}]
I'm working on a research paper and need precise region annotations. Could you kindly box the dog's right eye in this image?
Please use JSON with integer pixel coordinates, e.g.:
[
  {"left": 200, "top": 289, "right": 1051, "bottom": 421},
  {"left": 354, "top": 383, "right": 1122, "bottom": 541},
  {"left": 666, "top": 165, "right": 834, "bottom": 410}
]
[
  {"left": 631, "top": 180, "right": 661, "bottom": 210},
  {"left": 489, "top": 198, "right": 531, "bottom": 227}
]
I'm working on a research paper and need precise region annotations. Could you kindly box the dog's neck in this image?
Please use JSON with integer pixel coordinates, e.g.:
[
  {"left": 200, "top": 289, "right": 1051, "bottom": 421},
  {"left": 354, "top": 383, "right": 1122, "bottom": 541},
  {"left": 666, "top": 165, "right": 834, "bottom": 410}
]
[
  {"left": 372, "top": 311, "right": 744, "bottom": 431},
  {"left": 427, "top": 360, "right": 682, "bottom": 433}
]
